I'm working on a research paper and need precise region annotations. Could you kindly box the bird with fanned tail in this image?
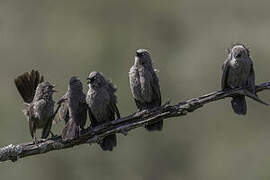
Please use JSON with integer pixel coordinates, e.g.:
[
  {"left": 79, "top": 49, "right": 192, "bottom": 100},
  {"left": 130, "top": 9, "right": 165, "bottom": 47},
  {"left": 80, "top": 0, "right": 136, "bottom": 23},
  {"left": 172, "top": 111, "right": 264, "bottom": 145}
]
[{"left": 14, "top": 70, "right": 56, "bottom": 143}]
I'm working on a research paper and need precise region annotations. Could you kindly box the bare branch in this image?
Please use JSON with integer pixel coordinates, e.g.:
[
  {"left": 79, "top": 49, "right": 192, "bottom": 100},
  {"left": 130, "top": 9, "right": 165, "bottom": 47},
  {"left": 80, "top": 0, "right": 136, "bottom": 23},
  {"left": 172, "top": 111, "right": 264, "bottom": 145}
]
[{"left": 0, "top": 81, "right": 269, "bottom": 163}]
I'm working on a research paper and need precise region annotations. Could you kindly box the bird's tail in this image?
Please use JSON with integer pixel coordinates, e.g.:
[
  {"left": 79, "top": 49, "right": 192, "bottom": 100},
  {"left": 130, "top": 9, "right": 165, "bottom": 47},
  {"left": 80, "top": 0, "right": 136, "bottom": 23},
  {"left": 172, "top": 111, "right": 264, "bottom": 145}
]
[
  {"left": 14, "top": 70, "right": 44, "bottom": 103},
  {"left": 145, "top": 118, "right": 163, "bottom": 131},
  {"left": 99, "top": 134, "right": 117, "bottom": 151},
  {"left": 231, "top": 95, "right": 247, "bottom": 115}
]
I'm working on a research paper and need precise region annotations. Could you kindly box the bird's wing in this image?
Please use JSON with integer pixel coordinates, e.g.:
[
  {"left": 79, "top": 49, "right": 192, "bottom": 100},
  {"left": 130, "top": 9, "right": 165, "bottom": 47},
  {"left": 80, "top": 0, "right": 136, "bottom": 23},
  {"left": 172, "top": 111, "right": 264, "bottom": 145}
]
[
  {"left": 105, "top": 80, "right": 121, "bottom": 120},
  {"left": 105, "top": 79, "right": 118, "bottom": 104},
  {"left": 41, "top": 116, "right": 53, "bottom": 139},
  {"left": 61, "top": 119, "right": 79, "bottom": 140},
  {"left": 221, "top": 59, "right": 230, "bottom": 90},
  {"left": 28, "top": 104, "right": 36, "bottom": 139},
  {"left": 150, "top": 71, "right": 162, "bottom": 106},
  {"left": 113, "top": 103, "right": 121, "bottom": 119},
  {"left": 53, "top": 93, "right": 69, "bottom": 124},
  {"left": 108, "top": 101, "right": 121, "bottom": 119},
  {"left": 140, "top": 71, "right": 152, "bottom": 102},
  {"left": 247, "top": 64, "right": 256, "bottom": 94},
  {"left": 88, "top": 106, "right": 98, "bottom": 127},
  {"left": 134, "top": 99, "right": 144, "bottom": 111},
  {"left": 76, "top": 97, "right": 88, "bottom": 128}
]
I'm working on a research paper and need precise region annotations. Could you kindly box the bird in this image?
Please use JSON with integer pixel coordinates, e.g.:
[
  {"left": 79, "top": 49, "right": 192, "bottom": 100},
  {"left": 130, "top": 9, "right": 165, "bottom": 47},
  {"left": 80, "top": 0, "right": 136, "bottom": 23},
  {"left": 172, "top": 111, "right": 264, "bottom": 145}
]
[
  {"left": 129, "top": 49, "right": 163, "bottom": 131},
  {"left": 86, "top": 71, "right": 120, "bottom": 151},
  {"left": 14, "top": 70, "right": 56, "bottom": 143},
  {"left": 54, "top": 76, "right": 88, "bottom": 140},
  {"left": 221, "top": 44, "right": 268, "bottom": 115}
]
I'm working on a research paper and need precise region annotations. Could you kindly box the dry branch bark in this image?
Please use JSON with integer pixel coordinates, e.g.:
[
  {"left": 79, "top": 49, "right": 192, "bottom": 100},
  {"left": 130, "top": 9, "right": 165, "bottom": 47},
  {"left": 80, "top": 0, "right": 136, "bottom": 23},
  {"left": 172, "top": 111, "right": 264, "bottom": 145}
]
[{"left": 0, "top": 81, "right": 269, "bottom": 163}]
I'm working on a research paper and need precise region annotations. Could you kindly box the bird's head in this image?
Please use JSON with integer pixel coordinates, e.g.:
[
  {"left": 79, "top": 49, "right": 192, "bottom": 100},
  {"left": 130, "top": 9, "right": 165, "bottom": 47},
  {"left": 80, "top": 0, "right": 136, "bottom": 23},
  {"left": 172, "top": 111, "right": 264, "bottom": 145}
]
[
  {"left": 134, "top": 49, "right": 152, "bottom": 67},
  {"left": 35, "top": 81, "right": 56, "bottom": 100},
  {"left": 69, "top": 76, "right": 83, "bottom": 89},
  {"left": 228, "top": 44, "right": 250, "bottom": 63},
  {"left": 87, "top": 71, "right": 106, "bottom": 89}
]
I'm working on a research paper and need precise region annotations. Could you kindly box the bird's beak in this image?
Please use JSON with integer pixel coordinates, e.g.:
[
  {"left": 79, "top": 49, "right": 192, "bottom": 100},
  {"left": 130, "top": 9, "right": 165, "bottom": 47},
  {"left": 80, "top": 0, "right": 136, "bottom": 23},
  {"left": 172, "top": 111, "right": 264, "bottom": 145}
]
[
  {"left": 136, "top": 51, "right": 143, "bottom": 58},
  {"left": 50, "top": 84, "right": 57, "bottom": 92}
]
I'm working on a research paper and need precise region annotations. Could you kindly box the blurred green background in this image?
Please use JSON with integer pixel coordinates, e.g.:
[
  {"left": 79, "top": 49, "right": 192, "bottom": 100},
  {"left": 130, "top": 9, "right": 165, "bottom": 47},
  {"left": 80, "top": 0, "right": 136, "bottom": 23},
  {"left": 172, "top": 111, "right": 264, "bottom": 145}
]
[{"left": 0, "top": 0, "right": 270, "bottom": 179}]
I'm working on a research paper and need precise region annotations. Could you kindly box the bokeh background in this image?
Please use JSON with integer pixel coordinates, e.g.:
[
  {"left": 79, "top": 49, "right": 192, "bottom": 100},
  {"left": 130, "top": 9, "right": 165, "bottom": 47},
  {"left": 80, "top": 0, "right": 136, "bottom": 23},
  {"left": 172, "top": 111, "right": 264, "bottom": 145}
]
[{"left": 0, "top": 0, "right": 270, "bottom": 179}]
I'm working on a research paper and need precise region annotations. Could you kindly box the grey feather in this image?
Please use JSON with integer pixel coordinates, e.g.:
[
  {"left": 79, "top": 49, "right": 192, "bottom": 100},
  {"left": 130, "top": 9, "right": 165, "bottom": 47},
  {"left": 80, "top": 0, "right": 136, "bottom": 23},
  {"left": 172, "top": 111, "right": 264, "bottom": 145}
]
[
  {"left": 57, "top": 76, "right": 87, "bottom": 140},
  {"left": 129, "top": 49, "right": 163, "bottom": 131},
  {"left": 53, "top": 93, "right": 69, "bottom": 124},
  {"left": 62, "top": 119, "right": 80, "bottom": 141},
  {"left": 86, "top": 71, "right": 120, "bottom": 151},
  {"left": 14, "top": 70, "right": 55, "bottom": 143},
  {"left": 221, "top": 44, "right": 268, "bottom": 115}
]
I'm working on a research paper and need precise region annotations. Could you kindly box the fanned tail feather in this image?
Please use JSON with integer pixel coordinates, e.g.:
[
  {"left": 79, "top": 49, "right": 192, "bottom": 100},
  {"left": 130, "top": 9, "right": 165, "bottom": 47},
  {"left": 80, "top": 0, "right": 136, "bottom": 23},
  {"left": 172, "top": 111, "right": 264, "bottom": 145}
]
[{"left": 14, "top": 70, "right": 44, "bottom": 103}]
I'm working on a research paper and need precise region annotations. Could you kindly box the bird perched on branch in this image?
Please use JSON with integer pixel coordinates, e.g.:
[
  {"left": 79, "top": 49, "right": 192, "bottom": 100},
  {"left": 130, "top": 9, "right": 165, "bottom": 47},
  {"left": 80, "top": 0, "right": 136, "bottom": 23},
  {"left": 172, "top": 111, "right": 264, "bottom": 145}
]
[
  {"left": 221, "top": 44, "right": 268, "bottom": 115},
  {"left": 54, "top": 76, "right": 87, "bottom": 140},
  {"left": 129, "top": 49, "right": 163, "bottom": 131},
  {"left": 86, "top": 71, "right": 120, "bottom": 151},
  {"left": 14, "top": 70, "right": 56, "bottom": 143}
]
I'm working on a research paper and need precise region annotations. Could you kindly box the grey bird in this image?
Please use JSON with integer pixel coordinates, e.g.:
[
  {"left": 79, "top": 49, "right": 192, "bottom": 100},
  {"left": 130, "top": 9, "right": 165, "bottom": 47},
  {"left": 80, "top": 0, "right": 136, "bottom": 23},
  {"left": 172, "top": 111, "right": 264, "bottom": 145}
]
[
  {"left": 54, "top": 76, "right": 87, "bottom": 140},
  {"left": 129, "top": 49, "right": 163, "bottom": 131},
  {"left": 14, "top": 70, "right": 56, "bottom": 143},
  {"left": 86, "top": 71, "right": 120, "bottom": 151},
  {"left": 221, "top": 44, "right": 268, "bottom": 115}
]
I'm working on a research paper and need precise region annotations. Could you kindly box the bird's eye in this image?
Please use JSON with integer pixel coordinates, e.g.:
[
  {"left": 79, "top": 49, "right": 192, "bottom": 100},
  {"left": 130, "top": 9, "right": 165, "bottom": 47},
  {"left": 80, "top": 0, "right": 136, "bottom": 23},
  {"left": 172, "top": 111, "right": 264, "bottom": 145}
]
[
  {"left": 139, "top": 52, "right": 145, "bottom": 57},
  {"left": 235, "top": 52, "right": 242, "bottom": 58}
]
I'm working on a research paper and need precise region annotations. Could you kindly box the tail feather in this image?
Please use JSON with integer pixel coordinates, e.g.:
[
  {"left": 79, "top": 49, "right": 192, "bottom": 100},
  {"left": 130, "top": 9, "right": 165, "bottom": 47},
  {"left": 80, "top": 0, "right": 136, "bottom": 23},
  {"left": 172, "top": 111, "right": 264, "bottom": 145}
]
[
  {"left": 145, "top": 118, "right": 163, "bottom": 131},
  {"left": 231, "top": 95, "right": 247, "bottom": 115},
  {"left": 99, "top": 134, "right": 117, "bottom": 151},
  {"left": 14, "top": 70, "right": 44, "bottom": 103},
  {"left": 32, "top": 70, "right": 43, "bottom": 90}
]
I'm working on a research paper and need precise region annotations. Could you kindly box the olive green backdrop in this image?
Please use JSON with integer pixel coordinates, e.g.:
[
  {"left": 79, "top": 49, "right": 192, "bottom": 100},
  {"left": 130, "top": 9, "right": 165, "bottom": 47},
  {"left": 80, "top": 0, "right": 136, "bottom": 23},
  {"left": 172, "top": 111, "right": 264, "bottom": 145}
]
[{"left": 0, "top": 0, "right": 270, "bottom": 179}]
